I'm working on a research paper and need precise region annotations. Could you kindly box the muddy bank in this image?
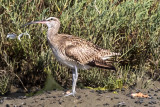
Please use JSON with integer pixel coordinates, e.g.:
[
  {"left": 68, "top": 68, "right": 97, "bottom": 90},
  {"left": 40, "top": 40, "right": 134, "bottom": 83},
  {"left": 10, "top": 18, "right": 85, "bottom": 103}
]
[{"left": 0, "top": 81, "right": 160, "bottom": 107}]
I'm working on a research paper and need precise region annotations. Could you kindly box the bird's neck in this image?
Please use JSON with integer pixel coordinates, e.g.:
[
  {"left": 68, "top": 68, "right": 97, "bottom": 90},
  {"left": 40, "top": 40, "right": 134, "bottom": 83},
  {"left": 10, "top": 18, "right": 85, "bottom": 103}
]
[{"left": 47, "top": 27, "right": 59, "bottom": 39}]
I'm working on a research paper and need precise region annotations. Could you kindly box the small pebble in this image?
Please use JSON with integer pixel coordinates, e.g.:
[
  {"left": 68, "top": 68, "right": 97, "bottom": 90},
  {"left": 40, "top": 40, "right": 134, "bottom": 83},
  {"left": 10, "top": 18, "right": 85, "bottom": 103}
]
[
  {"left": 149, "top": 101, "right": 153, "bottom": 105},
  {"left": 153, "top": 94, "right": 157, "bottom": 96},
  {"left": 18, "top": 96, "right": 26, "bottom": 99},
  {"left": 138, "top": 97, "right": 144, "bottom": 100},
  {"left": 77, "top": 101, "right": 82, "bottom": 104},
  {"left": 155, "top": 90, "right": 158, "bottom": 93},
  {"left": 150, "top": 89, "right": 154, "bottom": 91},
  {"left": 52, "top": 101, "right": 56, "bottom": 103},
  {"left": 144, "top": 104, "right": 148, "bottom": 106},
  {"left": 152, "top": 101, "right": 157, "bottom": 104},
  {"left": 157, "top": 97, "right": 160, "bottom": 100},
  {"left": 157, "top": 89, "right": 160, "bottom": 91},
  {"left": 40, "top": 98, "right": 45, "bottom": 100},
  {"left": 114, "top": 97, "right": 119, "bottom": 99},
  {"left": 53, "top": 96, "right": 56, "bottom": 98},
  {"left": 6, "top": 104, "right": 10, "bottom": 107},
  {"left": 59, "top": 101, "right": 62, "bottom": 105},
  {"left": 118, "top": 101, "right": 126, "bottom": 106},
  {"left": 135, "top": 100, "right": 143, "bottom": 104},
  {"left": 103, "top": 103, "right": 109, "bottom": 106},
  {"left": 136, "top": 89, "right": 141, "bottom": 93},
  {"left": 85, "top": 95, "right": 88, "bottom": 97},
  {"left": 58, "top": 95, "right": 62, "bottom": 97},
  {"left": 21, "top": 102, "right": 26, "bottom": 105},
  {"left": 148, "top": 96, "right": 153, "bottom": 99},
  {"left": 76, "top": 96, "right": 81, "bottom": 99},
  {"left": 46, "top": 91, "right": 51, "bottom": 94},
  {"left": 0, "top": 99, "right": 4, "bottom": 104},
  {"left": 139, "top": 100, "right": 144, "bottom": 104},
  {"left": 90, "top": 90, "right": 94, "bottom": 93},
  {"left": 46, "top": 96, "right": 50, "bottom": 98},
  {"left": 148, "top": 101, "right": 156, "bottom": 104},
  {"left": 96, "top": 98, "right": 100, "bottom": 101},
  {"left": 96, "top": 90, "right": 103, "bottom": 94}
]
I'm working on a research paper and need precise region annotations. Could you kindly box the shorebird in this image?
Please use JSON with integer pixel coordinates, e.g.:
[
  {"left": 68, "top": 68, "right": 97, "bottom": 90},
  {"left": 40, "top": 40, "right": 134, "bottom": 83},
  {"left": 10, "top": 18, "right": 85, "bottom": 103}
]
[{"left": 23, "top": 17, "right": 120, "bottom": 96}]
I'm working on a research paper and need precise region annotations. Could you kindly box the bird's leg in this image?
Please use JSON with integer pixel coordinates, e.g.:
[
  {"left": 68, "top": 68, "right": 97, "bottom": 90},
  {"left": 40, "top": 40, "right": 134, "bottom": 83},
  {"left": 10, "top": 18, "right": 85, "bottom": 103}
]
[
  {"left": 72, "top": 66, "right": 78, "bottom": 95},
  {"left": 65, "top": 66, "right": 78, "bottom": 97}
]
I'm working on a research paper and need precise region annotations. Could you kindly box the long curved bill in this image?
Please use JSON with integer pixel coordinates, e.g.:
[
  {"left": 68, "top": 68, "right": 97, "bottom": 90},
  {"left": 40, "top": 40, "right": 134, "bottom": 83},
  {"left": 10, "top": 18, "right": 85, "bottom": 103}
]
[{"left": 21, "top": 20, "right": 47, "bottom": 28}]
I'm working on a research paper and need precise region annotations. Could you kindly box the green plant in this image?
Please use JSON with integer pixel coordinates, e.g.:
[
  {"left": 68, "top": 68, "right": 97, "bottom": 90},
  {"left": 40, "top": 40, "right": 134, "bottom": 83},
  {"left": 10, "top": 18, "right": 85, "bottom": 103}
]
[{"left": 0, "top": 0, "right": 159, "bottom": 92}]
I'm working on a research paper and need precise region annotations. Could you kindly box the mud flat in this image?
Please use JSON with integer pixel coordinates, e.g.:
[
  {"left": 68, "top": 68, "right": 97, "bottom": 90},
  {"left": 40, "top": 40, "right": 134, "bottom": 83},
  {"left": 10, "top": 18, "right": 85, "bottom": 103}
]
[{"left": 0, "top": 81, "right": 160, "bottom": 107}]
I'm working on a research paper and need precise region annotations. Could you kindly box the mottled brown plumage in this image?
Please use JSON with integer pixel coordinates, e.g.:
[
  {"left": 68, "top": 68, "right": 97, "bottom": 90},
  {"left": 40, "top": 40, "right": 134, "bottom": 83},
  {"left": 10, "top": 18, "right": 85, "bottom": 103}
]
[
  {"left": 23, "top": 17, "right": 120, "bottom": 96},
  {"left": 48, "top": 34, "right": 119, "bottom": 70}
]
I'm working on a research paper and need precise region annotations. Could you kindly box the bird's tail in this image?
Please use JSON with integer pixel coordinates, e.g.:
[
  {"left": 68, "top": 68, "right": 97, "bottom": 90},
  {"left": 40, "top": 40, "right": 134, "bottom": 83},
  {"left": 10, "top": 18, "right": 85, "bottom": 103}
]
[
  {"left": 87, "top": 51, "right": 120, "bottom": 70},
  {"left": 101, "top": 52, "right": 121, "bottom": 61},
  {"left": 94, "top": 60, "right": 116, "bottom": 70},
  {"left": 94, "top": 52, "right": 120, "bottom": 70},
  {"left": 87, "top": 58, "right": 117, "bottom": 70}
]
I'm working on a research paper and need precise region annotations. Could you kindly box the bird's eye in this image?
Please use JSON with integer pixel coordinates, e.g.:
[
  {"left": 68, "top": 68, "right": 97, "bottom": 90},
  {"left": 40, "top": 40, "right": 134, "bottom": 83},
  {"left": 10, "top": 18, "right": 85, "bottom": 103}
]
[
  {"left": 51, "top": 18, "right": 56, "bottom": 21},
  {"left": 46, "top": 17, "right": 56, "bottom": 21}
]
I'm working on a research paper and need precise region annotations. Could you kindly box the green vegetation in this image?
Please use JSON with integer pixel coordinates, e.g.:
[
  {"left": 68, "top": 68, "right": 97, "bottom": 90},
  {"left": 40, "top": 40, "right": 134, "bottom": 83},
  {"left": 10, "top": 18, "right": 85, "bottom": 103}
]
[{"left": 0, "top": 0, "right": 159, "bottom": 94}]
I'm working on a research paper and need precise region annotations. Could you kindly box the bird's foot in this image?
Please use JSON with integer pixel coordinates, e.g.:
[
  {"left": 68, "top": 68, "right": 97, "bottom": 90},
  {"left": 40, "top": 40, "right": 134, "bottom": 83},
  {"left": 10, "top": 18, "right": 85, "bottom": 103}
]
[{"left": 64, "top": 91, "right": 76, "bottom": 97}]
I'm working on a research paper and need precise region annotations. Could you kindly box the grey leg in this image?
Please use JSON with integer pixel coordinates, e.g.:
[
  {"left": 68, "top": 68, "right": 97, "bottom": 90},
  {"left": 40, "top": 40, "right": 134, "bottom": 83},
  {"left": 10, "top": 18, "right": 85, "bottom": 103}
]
[
  {"left": 72, "top": 66, "right": 78, "bottom": 95},
  {"left": 65, "top": 66, "right": 78, "bottom": 97}
]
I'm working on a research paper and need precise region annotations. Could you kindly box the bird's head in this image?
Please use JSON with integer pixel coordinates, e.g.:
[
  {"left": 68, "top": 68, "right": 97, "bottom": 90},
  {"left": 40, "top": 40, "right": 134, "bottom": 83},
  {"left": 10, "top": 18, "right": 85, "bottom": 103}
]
[{"left": 22, "top": 17, "right": 60, "bottom": 29}]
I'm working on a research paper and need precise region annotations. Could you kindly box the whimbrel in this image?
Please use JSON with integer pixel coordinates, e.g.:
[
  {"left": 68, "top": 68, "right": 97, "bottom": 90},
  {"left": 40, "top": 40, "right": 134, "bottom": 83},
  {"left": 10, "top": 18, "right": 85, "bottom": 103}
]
[{"left": 23, "top": 17, "right": 120, "bottom": 96}]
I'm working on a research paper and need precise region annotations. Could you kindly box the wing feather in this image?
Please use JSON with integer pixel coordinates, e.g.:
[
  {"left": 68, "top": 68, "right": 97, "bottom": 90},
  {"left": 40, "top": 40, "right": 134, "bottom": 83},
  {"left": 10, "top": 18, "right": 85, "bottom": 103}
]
[{"left": 65, "top": 41, "right": 98, "bottom": 64}]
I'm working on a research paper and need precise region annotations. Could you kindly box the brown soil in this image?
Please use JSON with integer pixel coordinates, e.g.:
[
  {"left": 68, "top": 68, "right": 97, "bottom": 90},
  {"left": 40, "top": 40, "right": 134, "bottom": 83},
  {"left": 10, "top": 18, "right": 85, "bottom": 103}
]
[{"left": 0, "top": 81, "right": 160, "bottom": 107}]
